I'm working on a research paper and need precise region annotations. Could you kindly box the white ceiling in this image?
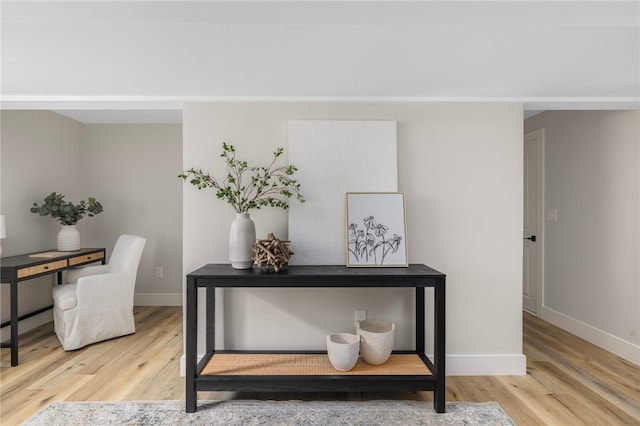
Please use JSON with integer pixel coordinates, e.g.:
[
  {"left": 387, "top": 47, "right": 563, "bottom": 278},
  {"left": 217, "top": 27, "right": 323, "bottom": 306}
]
[{"left": 1, "top": 0, "right": 638, "bottom": 123}]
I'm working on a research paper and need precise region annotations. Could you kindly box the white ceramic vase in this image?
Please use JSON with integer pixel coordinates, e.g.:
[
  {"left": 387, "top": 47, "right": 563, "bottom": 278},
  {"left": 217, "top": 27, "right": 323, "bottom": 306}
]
[
  {"left": 229, "top": 213, "right": 256, "bottom": 269},
  {"left": 357, "top": 319, "right": 395, "bottom": 365},
  {"left": 57, "top": 225, "right": 81, "bottom": 251},
  {"left": 326, "top": 333, "right": 360, "bottom": 371}
]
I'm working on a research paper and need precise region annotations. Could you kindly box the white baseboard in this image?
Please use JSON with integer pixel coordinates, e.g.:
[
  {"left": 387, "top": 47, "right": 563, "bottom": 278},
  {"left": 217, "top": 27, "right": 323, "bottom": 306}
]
[
  {"left": 0, "top": 310, "right": 52, "bottom": 342},
  {"left": 445, "top": 354, "right": 527, "bottom": 376},
  {"left": 542, "top": 306, "right": 640, "bottom": 365},
  {"left": 180, "top": 354, "right": 196, "bottom": 376},
  {"left": 134, "top": 293, "right": 182, "bottom": 306},
  {"left": 179, "top": 353, "right": 527, "bottom": 377}
]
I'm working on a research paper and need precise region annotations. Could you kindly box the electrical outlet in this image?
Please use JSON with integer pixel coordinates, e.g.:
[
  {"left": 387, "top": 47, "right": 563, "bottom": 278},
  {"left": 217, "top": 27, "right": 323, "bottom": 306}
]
[
  {"left": 355, "top": 310, "right": 367, "bottom": 327},
  {"left": 155, "top": 266, "right": 163, "bottom": 278}
]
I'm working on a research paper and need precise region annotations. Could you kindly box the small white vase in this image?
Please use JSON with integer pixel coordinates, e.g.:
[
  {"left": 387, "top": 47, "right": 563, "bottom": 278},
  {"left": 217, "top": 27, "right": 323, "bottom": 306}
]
[
  {"left": 229, "top": 213, "right": 256, "bottom": 269},
  {"left": 357, "top": 319, "right": 395, "bottom": 365},
  {"left": 326, "top": 333, "right": 360, "bottom": 371},
  {"left": 57, "top": 225, "right": 81, "bottom": 251}
]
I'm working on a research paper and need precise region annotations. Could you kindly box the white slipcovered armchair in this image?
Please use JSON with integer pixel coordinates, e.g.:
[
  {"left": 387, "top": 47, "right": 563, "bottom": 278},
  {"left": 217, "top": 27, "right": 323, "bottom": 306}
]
[{"left": 52, "top": 234, "right": 146, "bottom": 351}]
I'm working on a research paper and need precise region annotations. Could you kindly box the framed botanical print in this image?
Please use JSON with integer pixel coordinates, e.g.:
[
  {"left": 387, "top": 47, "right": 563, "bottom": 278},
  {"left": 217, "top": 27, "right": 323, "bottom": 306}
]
[{"left": 346, "top": 192, "right": 408, "bottom": 267}]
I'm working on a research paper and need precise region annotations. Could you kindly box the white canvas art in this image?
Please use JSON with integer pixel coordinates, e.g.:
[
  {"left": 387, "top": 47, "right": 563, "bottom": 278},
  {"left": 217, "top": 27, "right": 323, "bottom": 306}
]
[{"left": 288, "top": 120, "right": 397, "bottom": 265}]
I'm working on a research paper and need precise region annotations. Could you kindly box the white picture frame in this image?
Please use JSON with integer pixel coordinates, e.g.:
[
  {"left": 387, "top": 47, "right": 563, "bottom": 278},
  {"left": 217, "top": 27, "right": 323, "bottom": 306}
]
[{"left": 346, "top": 192, "right": 408, "bottom": 267}]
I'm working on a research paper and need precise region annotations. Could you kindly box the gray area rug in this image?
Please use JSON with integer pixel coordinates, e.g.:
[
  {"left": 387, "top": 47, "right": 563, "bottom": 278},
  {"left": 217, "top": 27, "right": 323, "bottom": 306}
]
[{"left": 23, "top": 400, "right": 516, "bottom": 425}]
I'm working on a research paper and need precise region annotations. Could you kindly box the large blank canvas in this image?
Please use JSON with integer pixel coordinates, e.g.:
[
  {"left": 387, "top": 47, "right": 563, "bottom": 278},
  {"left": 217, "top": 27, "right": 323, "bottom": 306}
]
[{"left": 288, "top": 120, "right": 397, "bottom": 265}]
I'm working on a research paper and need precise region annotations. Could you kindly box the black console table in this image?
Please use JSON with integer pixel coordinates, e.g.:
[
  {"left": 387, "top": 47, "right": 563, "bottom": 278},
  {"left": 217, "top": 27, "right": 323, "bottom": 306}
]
[
  {"left": 1, "top": 248, "right": 106, "bottom": 366},
  {"left": 185, "top": 264, "right": 446, "bottom": 413}
]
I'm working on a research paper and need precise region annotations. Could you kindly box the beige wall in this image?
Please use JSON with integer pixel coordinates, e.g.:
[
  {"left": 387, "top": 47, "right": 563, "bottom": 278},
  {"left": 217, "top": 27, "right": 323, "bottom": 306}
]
[
  {"left": 183, "top": 102, "right": 526, "bottom": 375},
  {"left": 82, "top": 124, "right": 183, "bottom": 305},
  {"left": 525, "top": 110, "right": 640, "bottom": 364}
]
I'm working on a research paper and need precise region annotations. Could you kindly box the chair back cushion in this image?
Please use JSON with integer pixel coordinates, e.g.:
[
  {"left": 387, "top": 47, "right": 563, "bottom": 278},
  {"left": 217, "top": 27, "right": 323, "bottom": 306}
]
[{"left": 108, "top": 234, "right": 146, "bottom": 287}]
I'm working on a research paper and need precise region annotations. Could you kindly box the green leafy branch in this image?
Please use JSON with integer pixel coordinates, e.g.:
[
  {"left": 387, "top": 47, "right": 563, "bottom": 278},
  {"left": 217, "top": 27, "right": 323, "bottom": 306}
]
[
  {"left": 30, "top": 192, "right": 103, "bottom": 226},
  {"left": 179, "top": 143, "right": 305, "bottom": 214}
]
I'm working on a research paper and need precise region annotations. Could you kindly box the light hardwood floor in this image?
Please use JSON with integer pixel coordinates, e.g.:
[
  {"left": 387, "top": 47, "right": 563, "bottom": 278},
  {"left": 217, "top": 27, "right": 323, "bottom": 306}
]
[{"left": 1, "top": 307, "right": 638, "bottom": 425}]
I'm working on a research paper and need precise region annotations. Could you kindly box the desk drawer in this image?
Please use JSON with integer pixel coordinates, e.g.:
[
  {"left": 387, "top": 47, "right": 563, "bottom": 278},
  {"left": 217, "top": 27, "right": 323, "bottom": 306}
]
[
  {"left": 69, "top": 251, "right": 105, "bottom": 266},
  {"left": 17, "top": 260, "right": 68, "bottom": 279}
]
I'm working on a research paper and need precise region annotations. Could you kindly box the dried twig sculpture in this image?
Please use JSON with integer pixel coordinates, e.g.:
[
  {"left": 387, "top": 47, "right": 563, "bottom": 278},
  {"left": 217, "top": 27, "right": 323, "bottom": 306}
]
[{"left": 253, "top": 233, "right": 293, "bottom": 272}]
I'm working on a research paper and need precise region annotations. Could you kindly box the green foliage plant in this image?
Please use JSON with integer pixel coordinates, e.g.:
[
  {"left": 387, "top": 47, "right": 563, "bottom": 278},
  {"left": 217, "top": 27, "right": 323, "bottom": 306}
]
[
  {"left": 179, "top": 143, "right": 305, "bottom": 214},
  {"left": 30, "top": 192, "right": 103, "bottom": 226}
]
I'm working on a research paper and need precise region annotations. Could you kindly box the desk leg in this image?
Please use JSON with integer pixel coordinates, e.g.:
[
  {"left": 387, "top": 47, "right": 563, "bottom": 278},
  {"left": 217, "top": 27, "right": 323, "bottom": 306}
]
[
  {"left": 185, "top": 277, "right": 197, "bottom": 413},
  {"left": 10, "top": 279, "right": 18, "bottom": 366},
  {"left": 434, "top": 279, "right": 446, "bottom": 413}
]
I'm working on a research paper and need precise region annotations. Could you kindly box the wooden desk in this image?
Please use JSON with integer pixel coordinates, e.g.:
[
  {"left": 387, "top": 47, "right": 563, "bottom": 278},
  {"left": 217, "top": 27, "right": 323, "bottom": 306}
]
[
  {"left": 1, "top": 248, "right": 106, "bottom": 366},
  {"left": 185, "top": 264, "right": 446, "bottom": 413}
]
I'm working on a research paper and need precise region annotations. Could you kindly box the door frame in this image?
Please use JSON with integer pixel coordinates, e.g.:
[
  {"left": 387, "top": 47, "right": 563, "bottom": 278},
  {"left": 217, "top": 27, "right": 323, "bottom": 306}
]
[{"left": 524, "top": 128, "right": 545, "bottom": 315}]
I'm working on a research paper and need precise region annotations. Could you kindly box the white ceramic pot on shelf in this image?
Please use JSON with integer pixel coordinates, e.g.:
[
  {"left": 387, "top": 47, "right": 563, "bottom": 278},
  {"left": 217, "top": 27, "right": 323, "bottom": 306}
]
[
  {"left": 326, "top": 333, "right": 360, "bottom": 372},
  {"left": 57, "top": 225, "right": 81, "bottom": 251},
  {"left": 357, "top": 319, "right": 395, "bottom": 365},
  {"left": 229, "top": 213, "right": 256, "bottom": 269}
]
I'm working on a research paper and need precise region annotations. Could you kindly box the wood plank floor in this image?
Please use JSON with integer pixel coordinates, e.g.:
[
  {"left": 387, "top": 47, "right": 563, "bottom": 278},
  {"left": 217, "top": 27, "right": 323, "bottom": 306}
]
[{"left": 1, "top": 307, "right": 638, "bottom": 424}]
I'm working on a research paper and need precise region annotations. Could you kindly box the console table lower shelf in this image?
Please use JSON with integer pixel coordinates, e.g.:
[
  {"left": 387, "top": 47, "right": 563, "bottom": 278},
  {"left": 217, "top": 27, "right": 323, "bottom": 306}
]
[
  {"left": 202, "top": 353, "right": 431, "bottom": 377},
  {"left": 194, "top": 352, "right": 439, "bottom": 400},
  {"left": 193, "top": 351, "right": 439, "bottom": 404}
]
